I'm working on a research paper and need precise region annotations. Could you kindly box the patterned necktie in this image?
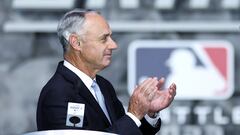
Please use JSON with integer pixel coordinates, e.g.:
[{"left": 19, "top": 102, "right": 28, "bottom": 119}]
[{"left": 91, "top": 80, "right": 111, "bottom": 124}]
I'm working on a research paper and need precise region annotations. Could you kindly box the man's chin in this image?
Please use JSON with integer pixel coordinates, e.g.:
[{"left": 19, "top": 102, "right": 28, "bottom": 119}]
[{"left": 100, "top": 61, "right": 111, "bottom": 69}]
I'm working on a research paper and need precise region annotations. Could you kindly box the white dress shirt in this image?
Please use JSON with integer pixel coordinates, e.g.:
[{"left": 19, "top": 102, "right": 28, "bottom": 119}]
[{"left": 63, "top": 60, "right": 97, "bottom": 99}]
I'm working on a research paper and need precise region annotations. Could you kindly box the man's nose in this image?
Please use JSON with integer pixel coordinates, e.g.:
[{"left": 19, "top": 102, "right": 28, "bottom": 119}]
[{"left": 108, "top": 38, "right": 118, "bottom": 50}]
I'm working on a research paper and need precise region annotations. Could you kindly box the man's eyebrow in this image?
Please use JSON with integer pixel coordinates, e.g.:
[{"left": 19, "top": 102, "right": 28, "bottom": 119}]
[{"left": 99, "top": 32, "right": 111, "bottom": 38}]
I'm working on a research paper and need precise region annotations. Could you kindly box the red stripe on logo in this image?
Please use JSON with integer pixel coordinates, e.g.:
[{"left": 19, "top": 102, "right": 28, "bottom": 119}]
[{"left": 204, "top": 46, "right": 227, "bottom": 80}]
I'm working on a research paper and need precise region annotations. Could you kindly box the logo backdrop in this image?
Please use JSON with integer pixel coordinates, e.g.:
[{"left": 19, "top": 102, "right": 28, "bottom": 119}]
[{"left": 128, "top": 40, "right": 234, "bottom": 100}]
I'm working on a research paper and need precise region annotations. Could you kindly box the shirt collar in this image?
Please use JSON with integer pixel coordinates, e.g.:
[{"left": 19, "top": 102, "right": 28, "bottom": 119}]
[{"left": 63, "top": 60, "right": 94, "bottom": 89}]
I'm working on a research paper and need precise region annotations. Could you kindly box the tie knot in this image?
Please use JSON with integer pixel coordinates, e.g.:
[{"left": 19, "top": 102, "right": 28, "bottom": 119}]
[{"left": 91, "top": 80, "right": 97, "bottom": 89}]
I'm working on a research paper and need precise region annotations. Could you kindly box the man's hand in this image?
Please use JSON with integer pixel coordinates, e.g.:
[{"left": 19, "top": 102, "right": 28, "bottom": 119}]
[
  {"left": 148, "top": 78, "right": 176, "bottom": 113},
  {"left": 128, "top": 77, "right": 159, "bottom": 120}
]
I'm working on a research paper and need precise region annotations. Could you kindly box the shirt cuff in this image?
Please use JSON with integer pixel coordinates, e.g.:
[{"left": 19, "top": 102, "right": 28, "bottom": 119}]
[
  {"left": 145, "top": 113, "right": 160, "bottom": 127},
  {"left": 126, "top": 112, "right": 141, "bottom": 127}
]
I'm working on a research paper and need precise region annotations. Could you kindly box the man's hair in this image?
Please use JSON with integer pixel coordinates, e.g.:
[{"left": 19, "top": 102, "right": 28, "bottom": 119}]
[{"left": 57, "top": 9, "right": 97, "bottom": 53}]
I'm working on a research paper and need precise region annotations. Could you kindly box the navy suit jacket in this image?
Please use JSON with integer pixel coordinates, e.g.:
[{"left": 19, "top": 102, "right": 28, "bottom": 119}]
[{"left": 37, "top": 61, "right": 160, "bottom": 135}]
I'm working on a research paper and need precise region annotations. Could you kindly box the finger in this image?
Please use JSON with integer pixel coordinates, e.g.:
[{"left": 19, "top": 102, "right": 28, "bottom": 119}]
[
  {"left": 145, "top": 77, "right": 158, "bottom": 90},
  {"left": 137, "top": 77, "right": 159, "bottom": 102},
  {"left": 157, "top": 77, "right": 165, "bottom": 90},
  {"left": 166, "top": 89, "right": 174, "bottom": 101},
  {"left": 137, "top": 78, "right": 152, "bottom": 92},
  {"left": 143, "top": 77, "right": 158, "bottom": 94},
  {"left": 147, "top": 88, "right": 158, "bottom": 101},
  {"left": 148, "top": 91, "right": 155, "bottom": 101},
  {"left": 169, "top": 83, "right": 177, "bottom": 96},
  {"left": 140, "top": 77, "right": 158, "bottom": 101},
  {"left": 171, "top": 83, "right": 176, "bottom": 90},
  {"left": 138, "top": 77, "right": 153, "bottom": 93},
  {"left": 168, "top": 89, "right": 174, "bottom": 98}
]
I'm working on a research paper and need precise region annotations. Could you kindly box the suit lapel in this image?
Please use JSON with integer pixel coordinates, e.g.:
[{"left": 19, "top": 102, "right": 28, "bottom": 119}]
[
  {"left": 76, "top": 78, "right": 111, "bottom": 126},
  {"left": 57, "top": 62, "right": 111, "bottom": 126}
]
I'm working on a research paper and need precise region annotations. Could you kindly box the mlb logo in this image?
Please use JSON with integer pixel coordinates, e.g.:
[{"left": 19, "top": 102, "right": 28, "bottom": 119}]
[{"left": 128, "top": 40, "right": 234, "bottom": 100}]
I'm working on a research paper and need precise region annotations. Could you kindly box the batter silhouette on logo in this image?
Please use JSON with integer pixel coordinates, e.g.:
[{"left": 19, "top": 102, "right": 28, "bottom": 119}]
[{"left": 165, "top": 48, "right": 226, "bottom": 99}]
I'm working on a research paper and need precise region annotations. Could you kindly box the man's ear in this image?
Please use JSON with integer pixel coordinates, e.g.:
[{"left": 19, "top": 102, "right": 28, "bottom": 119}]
[{"left": 69, "top": 34, "right": 81, "bottom": 51}]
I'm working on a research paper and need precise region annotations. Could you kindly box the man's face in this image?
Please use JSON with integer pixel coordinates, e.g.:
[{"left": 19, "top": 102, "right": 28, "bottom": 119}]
[{"left": 79, "top": 13, "right": 118, "bottom": 70}]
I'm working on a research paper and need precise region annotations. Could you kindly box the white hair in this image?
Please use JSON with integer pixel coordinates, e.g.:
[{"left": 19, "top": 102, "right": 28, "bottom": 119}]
[{"left": 57, "top": 9, "right": 97, "bottom": 53}]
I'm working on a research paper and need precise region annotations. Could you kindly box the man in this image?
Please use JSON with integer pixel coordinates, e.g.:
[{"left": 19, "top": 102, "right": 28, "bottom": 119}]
[{"left": 37, "top": 9, "right": 176, "bottom": 135}]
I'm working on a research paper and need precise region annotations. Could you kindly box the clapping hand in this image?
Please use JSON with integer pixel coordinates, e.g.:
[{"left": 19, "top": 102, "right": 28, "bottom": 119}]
[
  {"left": 148, "top": 78, "right": 176, "bottom": 114},
  {"left": 128, "top": 77, "right": 176, "bottom": 120}
]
